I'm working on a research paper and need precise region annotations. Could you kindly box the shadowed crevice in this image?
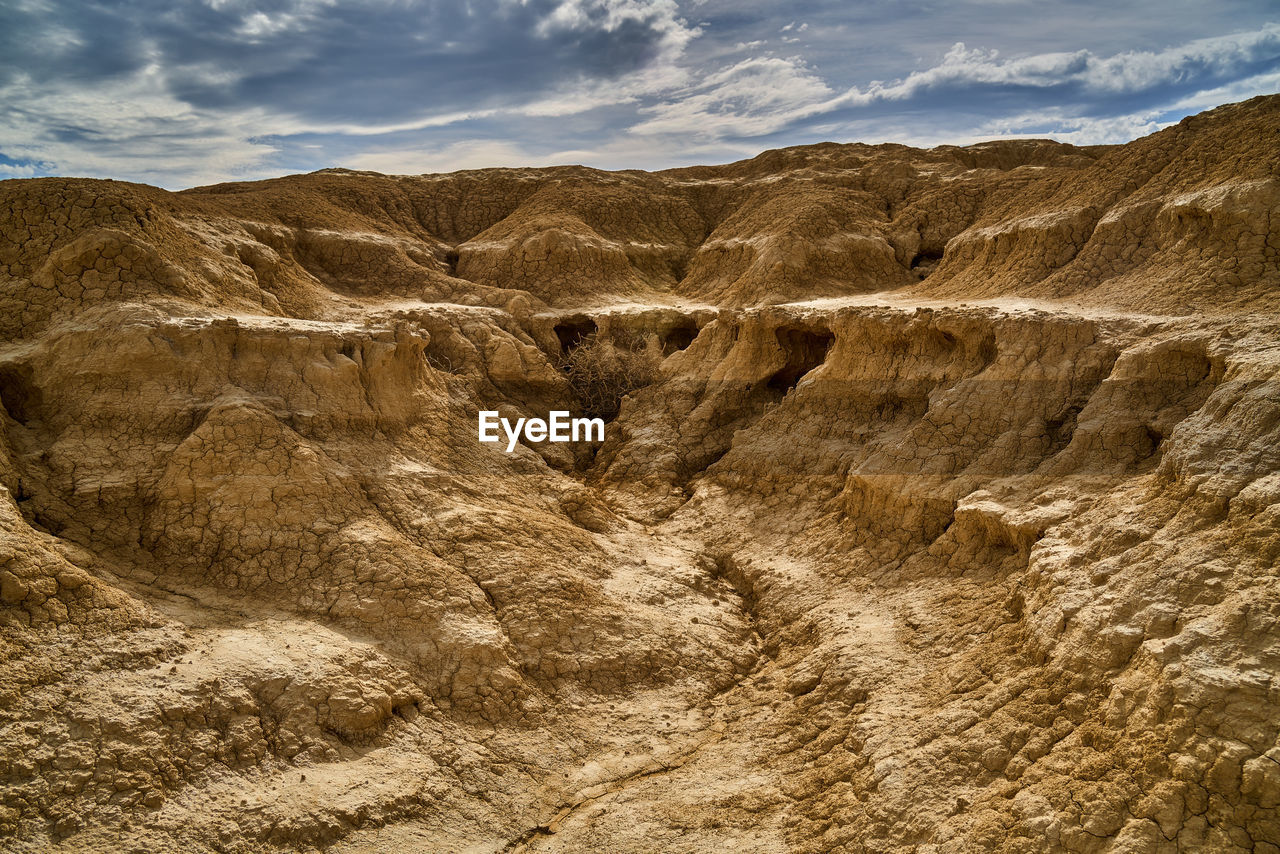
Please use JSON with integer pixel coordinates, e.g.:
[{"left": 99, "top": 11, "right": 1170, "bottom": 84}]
[{"left": 767, "top": 328, "right": 835, "bottom": 396}]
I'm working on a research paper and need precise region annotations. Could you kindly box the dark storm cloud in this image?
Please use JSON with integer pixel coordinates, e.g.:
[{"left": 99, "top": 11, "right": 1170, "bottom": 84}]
[{"left": 0, "top": 2, "right": 140, "bottom": 88}]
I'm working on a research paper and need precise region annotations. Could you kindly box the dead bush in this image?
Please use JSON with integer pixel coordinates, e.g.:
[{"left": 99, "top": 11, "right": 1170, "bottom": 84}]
[{"left": 560, "top": 333, "right": 660, "bottom": 420}]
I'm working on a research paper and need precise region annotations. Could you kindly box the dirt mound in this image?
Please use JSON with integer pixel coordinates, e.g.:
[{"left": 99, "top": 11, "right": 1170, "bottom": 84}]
[{"left": 1, "top": 96, "right": 1278, "bottom": 852}]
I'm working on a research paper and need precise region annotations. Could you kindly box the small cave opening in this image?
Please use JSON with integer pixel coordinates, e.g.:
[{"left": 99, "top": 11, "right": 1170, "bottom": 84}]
[
  {"left": 0, "top": 365, "right": 41, "bottom": 425},
  {"left": 910, "top": 247, "right": 945, "bottom": 280},
  {"left": 660, "top": 318, "right": 700, "bottom": 355},
  {"left": 668, "top": 252, "right": 691, "bottom": 284},
  {"left": 1044, "top": 405, "right": 1082, "bottom": 454},
  {"left": 1142, "top": 425, "right": 1165, "bottom": 460},
  {"left": 31, "top": 511, "right": 65, "bottom": 536},
  {"left": 766, "top": 328, "right": 835, "bottom": 396},
  {"left": 976, "top": 332, "right": 998, "bottom": 367},
  {"left": 443, "top": 248, "right": 460, "bottom": 277},
  {"left": 876, "top": 392, "right": 906, "bottom": 419},
  {"left": 554, "top": 315, "right": 599, "bottom": 355}
]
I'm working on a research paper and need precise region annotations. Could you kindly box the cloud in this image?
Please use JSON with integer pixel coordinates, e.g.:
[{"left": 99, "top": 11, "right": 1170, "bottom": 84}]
[
  {"left": 1167, "top": 68, "right": 1280, "bottom": 113},
  {"left": 970, "top": 109, "right": 1174, "bottom": 146},
  {"left": 2, "top": 0, "right": 699, "bottom": 123},
  {"left": 630, "top": 56, "right": 833, "bottom": 138},
  {"left": 0, "top": 0, "right": 1276, "bottom": 187},
  {"left": 0, "top": 63, "right": 280, "bottom": 187},
  {"left": 0, "top": 162, "right": 43, "bottom": 178},
  {"left": 627, "top": 21, "right": 1280, "bottom": 146},
  {"left": 841, "top": 24, "right": 1280, "bottom": 102},
  {"left": 0, "top": 0, "right": 700, "bottom": 186},
  {"left": 343, "top": 140, "right": 548, "bottom": 174},
  {"left": 342, "top": 134, "right": 761, "bottom": 176}
]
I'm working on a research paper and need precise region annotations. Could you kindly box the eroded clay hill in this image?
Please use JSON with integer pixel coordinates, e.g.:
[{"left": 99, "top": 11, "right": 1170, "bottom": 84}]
[{"left": 0, "top": 95, "right": 1277, "bottom": 853}]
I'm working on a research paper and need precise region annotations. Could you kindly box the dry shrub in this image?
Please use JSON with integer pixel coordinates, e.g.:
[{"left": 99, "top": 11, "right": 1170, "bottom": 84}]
[{"left": 560, "top": 333, "right": 660, "bottom": 420}]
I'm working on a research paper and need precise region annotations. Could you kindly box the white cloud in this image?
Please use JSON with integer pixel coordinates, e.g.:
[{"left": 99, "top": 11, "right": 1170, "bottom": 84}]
[
  {"left": 217, "top": 0, "right": 341, "bottom": 39},
  {"left": 281, "top": 0, "right": 702, "bottom": 139},
  {"left": 1167, "top": 68, "right": 1280, "bottom": 113},
  {"left": 538, "top": 0, "right": 695, "bottom": 39},
  {"left": 627, "top": 23, "right": 1280, "bottom": 145},
  {"left": 535, "top": 0, "right": 701, "bottom": 77},
  {"left": 342, "top": 134, "right": 762, "bottom": 176},
  {"left": 971, "top": 108, "right": 1174, "bottom": 145},
  {"left": 0, "top": 65, "right": 280, "bottom": 187},
  {"left": 344, "top": 140, "right": 547, "bottom": 174},
  {"left": 538, "top": 0, "right": 702, "bottom": 95},
  {"left": 3, "top": 3, "right": 1276, "bottom": 188},
  {"left": 630, "top": 56, "right": 833, "bottom": 138},
  {"left": 0, "top": 163, "right": 43, "bottom": 178},
  {"left": 825, "top": 23, "right": 1280, "bottom": 108}
]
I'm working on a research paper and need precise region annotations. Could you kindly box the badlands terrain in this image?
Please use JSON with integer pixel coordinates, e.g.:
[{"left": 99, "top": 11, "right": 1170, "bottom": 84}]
[{"left": 0, "top": 94, "right": 1278, "bottom": 853}]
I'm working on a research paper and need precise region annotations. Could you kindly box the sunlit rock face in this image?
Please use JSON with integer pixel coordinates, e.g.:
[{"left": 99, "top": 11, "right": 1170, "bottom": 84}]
[{"left": 0, "top": 96, "right": 1278, "bottom": 853}]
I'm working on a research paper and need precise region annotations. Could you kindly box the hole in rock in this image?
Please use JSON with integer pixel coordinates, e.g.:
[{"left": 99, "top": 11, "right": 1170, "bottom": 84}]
[
  {"left": 680, "top": 445, "right": 732, "bottom": 487},
  {"left": 0, "top": 364, "right": 41, "bottom": 425},
  {"left": 1045, "top": 405, "right": 1082, "bottom": 453},
  {"left": 976, "top": 332, "right": 998, "bottom": 367},
  {"left": 554, "top": 315, "right": 598, "bottom": 355},
  {"left": 877, "top": 392, "right": 906, "bottom": 419},
  {"left": 767, "top": 328, "right": 835, "bottom": 396},
  {"left": 32, "top": 511, "right": 65, "bottom": 536},
  {"left": 661, "top": 319, "right": 700, "bottom": 355},
  {"left": 443, "top": 248, "right": 460, "bottom": 276},
  {"left": 910, "top": 247, "right": 945, "bottom": 279},
  {"left": 1142, "top": 425, "right": 1164, "bottom": 459},
  {"left": 668, "top": 252, "right": 691, "bottom": 283},
  {"left": 919, "top": 327, "right": 964, "bottom": 361}
]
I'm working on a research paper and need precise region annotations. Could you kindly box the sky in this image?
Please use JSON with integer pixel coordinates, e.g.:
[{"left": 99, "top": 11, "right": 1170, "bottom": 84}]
[{"left": 1, "top": 0, "right": 1278, "bottom": 189}]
